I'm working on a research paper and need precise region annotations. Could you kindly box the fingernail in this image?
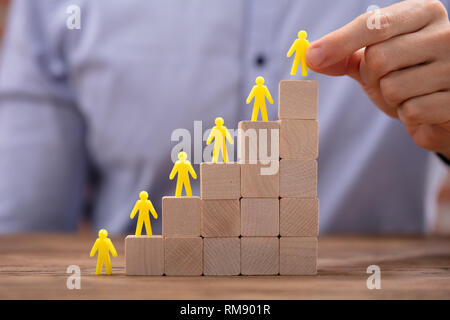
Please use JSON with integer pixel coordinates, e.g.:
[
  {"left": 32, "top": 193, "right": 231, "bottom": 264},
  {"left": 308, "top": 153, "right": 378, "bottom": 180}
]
[{"left": 306, "top": 45, "right": 325, "bottom": 67}]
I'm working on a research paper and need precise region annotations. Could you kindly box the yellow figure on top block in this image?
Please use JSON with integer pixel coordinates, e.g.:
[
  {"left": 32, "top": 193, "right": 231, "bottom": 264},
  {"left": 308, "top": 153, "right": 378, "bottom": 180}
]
[
  {"left": 169, "top": 151, "right": 197, "bottom": 197},
  {"left": 89, "top": 229, "right": 118, "bottom": 275},
  {"left": 130, "top": 190, "right": 158, "bottom": 236},
  {"left": 246, "top": 76, "right": 274, "bottom": 121},
  {"left": 206, "top": 117, "right": 234, "bottom": 163},
  {"left": 287, "top": 30, "right": 310, "bottom": 76}
]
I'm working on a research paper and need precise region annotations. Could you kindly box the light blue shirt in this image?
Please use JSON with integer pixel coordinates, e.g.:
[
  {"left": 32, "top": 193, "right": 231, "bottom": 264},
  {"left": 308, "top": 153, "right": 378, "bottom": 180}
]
[{"left": 0, "top": 0, "right": 448, "bottom": 234}]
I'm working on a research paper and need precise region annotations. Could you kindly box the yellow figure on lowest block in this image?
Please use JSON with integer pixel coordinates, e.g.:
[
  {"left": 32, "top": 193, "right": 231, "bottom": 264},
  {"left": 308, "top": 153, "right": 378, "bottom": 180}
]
[
  {"left": 287, "top": 30, "right": 310, "bottom": 76},
  {"left": 206, "top": 117, "right": 234, "bottom": 163},
  {"left": 169, "top": 151, "right": 197, "bottom": 197},
  {"left": 246, "top": 76, "right": 274, "bottom": 121},
  {"left": 130, "top": 190, "right": 158, "bottom": 236},
  {"left": 89, "top": 229, "right": 118, "bottom": 275}
]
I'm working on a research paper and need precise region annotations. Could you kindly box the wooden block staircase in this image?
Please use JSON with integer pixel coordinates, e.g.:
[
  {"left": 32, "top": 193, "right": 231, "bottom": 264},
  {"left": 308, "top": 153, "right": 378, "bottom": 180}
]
[{"left": 125, "top": 80, "right": 319, "bottom": 276}]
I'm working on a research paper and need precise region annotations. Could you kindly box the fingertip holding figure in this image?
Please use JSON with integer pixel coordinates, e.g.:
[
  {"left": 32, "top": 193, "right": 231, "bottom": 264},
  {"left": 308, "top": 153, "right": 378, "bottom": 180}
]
[{"left": 306, "top": 0, "right": 450, "bottom": 159}]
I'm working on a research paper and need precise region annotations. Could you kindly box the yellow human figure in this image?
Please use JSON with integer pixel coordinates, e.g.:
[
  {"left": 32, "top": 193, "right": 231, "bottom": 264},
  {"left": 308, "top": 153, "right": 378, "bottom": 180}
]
[
  {"left": 169, "top": 151, "right": 197, "bottom": 197},
  {"left": 246, "top": 76, "right": 274, "bottom": 121},
  {"left": 287, "top": 30, "right": 310, "bottom": 76},
  {"left": 130, "top": 190, "right": 158, "bottom": 236},
  {"left": 206, "top": 117, "right": 234, "bottom": 163},
  {"left": 89, "top": 229, "right": 118, "bottom": 275}
]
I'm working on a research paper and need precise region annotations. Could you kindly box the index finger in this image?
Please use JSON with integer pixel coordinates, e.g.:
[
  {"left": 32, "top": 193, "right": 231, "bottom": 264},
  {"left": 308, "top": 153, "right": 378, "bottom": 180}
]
[{"left": 306, "top": 0, "right": 447, "bottom": 69}]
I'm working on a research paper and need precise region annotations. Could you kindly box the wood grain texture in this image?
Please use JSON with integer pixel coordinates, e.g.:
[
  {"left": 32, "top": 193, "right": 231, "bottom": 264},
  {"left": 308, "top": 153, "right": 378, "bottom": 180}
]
[
  {"left": 203, "top": 238, "right": 240, "bottom": 276},
  {"left": 1, "top": 234, "right": 449, "bottom": 299},
  {"left": 278, "top": 80, "right": 318, "bottom": 120},
  {"left": 240, "top": 161, "right": 279, "bottom": 198},
  {"left": 162, "top": 196, "right": 201, "bottom": 237},
  {"left": 202, "top": 199, "right": 240, "bottom": 237},
  {"left": 241, "top": 237, "right": 279, "bottom": 275},
  {"left": 280, "top": 120, "right": 318, "bottom": 159},
  {"left": 238, "top": 121, "right": 279, "bottom": 162},
  {"left": 125, "top": 235, "right": 164, "bottom": 275},
  {"left": 164, "top": 237, "right": 203, "bottom": 276},
  {"left": 280, "top": 159, "right": 317, "bottom": 198},
  {"left": 200, "top": 163, "right": 241, "bottom": 199},
  {"left": 280, "top": 237, "right": 317, "bottom": 275},
  {"left": 241, "top": 198, "right": 279, "bottom": 236},
  {"left": 280, "top": 198, "right": 318, "bottom": 236}
]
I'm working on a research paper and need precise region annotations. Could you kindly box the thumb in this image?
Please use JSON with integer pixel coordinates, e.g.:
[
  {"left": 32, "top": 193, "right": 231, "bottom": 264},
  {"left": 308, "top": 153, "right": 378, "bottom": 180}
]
[{"left": 306, "top": 45, "right": 364, "bottom": 82}]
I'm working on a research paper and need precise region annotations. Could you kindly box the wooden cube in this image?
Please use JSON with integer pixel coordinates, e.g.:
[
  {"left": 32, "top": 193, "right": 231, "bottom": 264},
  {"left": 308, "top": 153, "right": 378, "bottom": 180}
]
[
  {"left": 164, "top": 237, "right": 203, "bottom": 276},
  {"left": 125, "top": 235, "right": 164, "bottom": 275},
  {"left": 203, "top": 238, "right": 240, "bottom": 276},
  {"left": 280, "top": 237, "right": 317, "bottom": 275},
  {"left": 162, "top": 196, "right": 201, "bottom": 237},
  {"left": 202, "top": 199, "right": 240, "bottom": 237},
  {"left": 241, "top": 237, "right": 279, "bottom": 275},
  {"left": 200, "top": 163, "right": 241, "bottom": 199},
  {"left": 280, "top": 198, "right": 319, "bottom": 236},
  {"left": 238, "top": 121, "right": 279, "bottom": 162},
  {"left": 280, "top": 160, "right": 317, "bottom": 198},
  {"left": 278, "top": 80, "right": 318, "bottom": 120},
  {"left": 240, "top": 161, "right": 279, "bottom": 198},
  {"left": 280, "top": 120, "right": 318, "bottom": 159},
  {"left": 241, "top": 198, "right": 279, "bottom": 236}
]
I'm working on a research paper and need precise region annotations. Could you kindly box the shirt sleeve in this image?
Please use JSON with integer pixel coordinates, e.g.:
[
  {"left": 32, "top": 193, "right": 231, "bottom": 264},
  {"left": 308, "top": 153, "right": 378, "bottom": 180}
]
[{"left": 0, "top": 0, "right": 87, "bottom": 233}]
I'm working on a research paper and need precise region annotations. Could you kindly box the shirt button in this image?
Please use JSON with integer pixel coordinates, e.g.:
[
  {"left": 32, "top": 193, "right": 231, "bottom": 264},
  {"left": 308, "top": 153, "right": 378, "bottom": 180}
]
[{"left": 254, "top": 54, "right": 267, "bottom": 68}]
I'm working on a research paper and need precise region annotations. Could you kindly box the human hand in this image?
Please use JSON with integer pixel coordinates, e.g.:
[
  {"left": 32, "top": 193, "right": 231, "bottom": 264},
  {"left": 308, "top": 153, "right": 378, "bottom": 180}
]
[{"left": 306, "top": 0, "right": 450, "bottom": 159}]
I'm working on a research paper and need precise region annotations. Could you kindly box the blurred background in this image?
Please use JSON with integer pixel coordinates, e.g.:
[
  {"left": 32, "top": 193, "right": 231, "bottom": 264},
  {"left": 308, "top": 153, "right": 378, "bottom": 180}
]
[
  {"left": 0, "top": 0, "right": 449, "bottom": 236},
  {"left": 436, "top": 174, "right": 450, "bottom": 234}
]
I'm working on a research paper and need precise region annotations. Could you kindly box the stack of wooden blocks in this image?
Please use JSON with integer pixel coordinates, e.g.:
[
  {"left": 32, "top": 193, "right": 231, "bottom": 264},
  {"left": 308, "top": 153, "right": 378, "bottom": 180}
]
[{"left": 125, "top": 80, "right": 318, "bottom": 276}]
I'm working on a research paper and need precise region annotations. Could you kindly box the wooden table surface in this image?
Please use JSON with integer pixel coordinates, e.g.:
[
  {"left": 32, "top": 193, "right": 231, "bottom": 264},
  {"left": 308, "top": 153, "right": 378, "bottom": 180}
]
[{"left": 0, "top": 234, "right": 449, "bottom": 299}]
